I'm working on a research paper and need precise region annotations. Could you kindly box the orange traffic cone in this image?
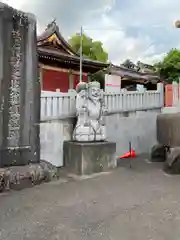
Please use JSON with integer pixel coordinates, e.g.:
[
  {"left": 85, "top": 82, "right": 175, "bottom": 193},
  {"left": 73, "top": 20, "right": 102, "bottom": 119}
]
[
  {"left": 130, "top": 149, "right": 136, "bottom": 158},
  {"left": 119, "top": 151, "right": 131, "bottom": 159},
  {"left": 119, "top": 149, "right": 136, "bottom": 159}
]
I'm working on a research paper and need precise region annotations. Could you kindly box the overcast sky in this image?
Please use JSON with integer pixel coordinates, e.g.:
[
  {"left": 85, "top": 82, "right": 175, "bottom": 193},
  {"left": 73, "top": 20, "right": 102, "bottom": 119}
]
[{"left": 2, "top": 0, "right": 180, "bottom": 64}]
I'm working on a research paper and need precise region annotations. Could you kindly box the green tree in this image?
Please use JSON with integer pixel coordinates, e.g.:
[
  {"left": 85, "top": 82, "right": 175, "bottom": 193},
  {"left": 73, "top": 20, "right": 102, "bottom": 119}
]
[
  {"left": 68, "top": 33, "right": 108, "bottom": 63},
  {"left": 88, "top": 72, "right": 105, "bottom": 89},
  {"left": 121, "top": 59, "right": 136, "bottom": 69},
  {"left": 68, "top": 33, "right": 108, "bottom": 88},
  {"left": 154, "top": 49, "right": 180, "bottom": 83}
]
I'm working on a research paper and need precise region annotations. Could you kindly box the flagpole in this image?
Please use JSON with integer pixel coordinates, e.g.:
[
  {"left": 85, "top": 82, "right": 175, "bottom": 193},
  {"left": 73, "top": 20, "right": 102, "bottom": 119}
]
[{"left": 79, "top": 26, "right": 83, "bottom": 82}]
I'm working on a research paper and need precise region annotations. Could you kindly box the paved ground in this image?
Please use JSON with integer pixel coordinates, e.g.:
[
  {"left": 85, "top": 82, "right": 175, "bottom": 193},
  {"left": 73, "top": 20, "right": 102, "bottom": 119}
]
[{"left": 1, "top": 157, "right": 180, "bottom": 240}]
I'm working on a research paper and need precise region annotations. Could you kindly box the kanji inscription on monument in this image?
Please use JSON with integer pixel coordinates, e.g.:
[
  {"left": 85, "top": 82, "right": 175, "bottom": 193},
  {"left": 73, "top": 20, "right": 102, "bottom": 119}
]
[{"left": 0, "top": 3, "right": 40, "bottom": 167}]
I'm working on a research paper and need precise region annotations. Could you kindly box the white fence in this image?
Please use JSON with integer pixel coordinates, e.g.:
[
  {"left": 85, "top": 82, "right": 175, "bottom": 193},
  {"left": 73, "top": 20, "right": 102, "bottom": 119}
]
[
  {"left": 40, "top": 85, "right": 164, "bottom": 167},
  {"left": 41, "top": 85, "right": 164, "bottom": 120},
  {"left": 41, "top": 91, "right": 76, "bottom": 120}
]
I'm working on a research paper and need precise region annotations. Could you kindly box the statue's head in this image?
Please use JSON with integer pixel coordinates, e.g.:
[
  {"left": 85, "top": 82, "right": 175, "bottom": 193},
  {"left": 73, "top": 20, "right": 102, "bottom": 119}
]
[
  {"left": 88, "top": 81, "right": 102, "bottom": 101},
  {"left": 76, "top": 81, "right": 88, "bottom": 94}
]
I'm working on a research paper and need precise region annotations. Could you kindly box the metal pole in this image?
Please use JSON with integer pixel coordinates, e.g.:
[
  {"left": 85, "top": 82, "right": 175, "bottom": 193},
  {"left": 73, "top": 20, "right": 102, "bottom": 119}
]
[{"left": 79, "top": 26, "right": 83, "bottom": 82}]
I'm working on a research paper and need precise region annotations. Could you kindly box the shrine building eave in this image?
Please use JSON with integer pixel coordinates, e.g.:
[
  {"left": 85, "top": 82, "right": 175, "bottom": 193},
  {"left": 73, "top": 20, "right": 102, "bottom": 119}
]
[
  {"left": 107, "top": 64, "right": 160, "bottom": 84},
  {"left": 37, "top": 47, "right": 109, "bottom": 73}
]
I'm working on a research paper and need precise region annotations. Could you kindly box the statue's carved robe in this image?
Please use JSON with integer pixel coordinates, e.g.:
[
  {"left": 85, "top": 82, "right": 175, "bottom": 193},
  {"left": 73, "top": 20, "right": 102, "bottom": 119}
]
[{"left": 73, "top": 89, "right": 107, "bottom": 142}]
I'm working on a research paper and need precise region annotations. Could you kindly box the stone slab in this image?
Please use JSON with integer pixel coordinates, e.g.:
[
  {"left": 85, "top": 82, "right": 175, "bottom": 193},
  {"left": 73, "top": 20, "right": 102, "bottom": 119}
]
[
  {"left": 63, "top": 141, "right": 116, "bottom": 175},
  {"left": 0, "top": 3, "right": 40, "bottom": 167},
  {"left": 0, "top": 160, "right": 58, "bottom": 192}
]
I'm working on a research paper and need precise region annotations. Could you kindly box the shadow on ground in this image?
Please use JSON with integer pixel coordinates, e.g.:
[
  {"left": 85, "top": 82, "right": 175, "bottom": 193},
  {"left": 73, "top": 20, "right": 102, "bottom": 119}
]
[{"left": 117, "top": 154, "right": 163, "bottom": 173}]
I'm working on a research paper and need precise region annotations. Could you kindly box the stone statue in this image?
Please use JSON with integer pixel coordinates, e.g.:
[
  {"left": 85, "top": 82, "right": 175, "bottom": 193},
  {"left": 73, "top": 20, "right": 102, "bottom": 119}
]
[{"left": 73, "top": 81, "right": 108, "bottom": 142}]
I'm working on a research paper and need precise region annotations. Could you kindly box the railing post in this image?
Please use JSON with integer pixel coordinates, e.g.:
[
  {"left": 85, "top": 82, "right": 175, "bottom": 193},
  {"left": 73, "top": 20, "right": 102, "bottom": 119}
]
[
  {"left": 157, "top": 82, "right": 164, "bottom": 107},
  {"left": 172, "top": 81, "right": 179, "bottom": 106},
  {"left": 68, "top": 89, "right": 77, "bottom": 116}
]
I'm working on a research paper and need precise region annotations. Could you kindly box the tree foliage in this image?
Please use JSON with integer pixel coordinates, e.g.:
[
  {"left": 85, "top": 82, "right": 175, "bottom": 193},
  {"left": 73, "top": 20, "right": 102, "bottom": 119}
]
[
  {"left": 88, "top": 72, "right": 105, "bottom": 89},
  {"left": 68, "top": 33, "right": 108, "bottom": 63},
  {"left": 121, "top": 59, "right": 136, "bottom": 69},
  {"left": 154, "top": 49, "right": 180, "bottom": 83}
]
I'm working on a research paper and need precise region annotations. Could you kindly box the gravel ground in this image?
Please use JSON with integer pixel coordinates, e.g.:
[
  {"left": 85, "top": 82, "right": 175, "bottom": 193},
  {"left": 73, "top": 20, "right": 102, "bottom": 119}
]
[{"left": 0, "top": 157, "right": 180, "bottom": 240}]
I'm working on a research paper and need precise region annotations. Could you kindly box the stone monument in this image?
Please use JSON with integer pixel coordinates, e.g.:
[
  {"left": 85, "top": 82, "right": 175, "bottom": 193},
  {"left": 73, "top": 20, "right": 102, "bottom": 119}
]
[
  {"left": 0, "top": 3, "right": 40, "bottom": 167},
  {"left": 64, "top": 81, "right": 116, "bottom": 175}
]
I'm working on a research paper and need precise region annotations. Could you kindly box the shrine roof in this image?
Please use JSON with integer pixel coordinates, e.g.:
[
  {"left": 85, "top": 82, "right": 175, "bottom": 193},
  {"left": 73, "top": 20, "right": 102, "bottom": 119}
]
[
  {"left": 37, "top": 20, "right": 78, "bottom": 56},
  {"left": 38, "top": 46, "right": 109, "bottom": 69},
  {"left": 107, "top": 64, "right": 160, "bottom": 83},
  {"left": 37, "top": 20, "right": 109, "bottom": 69}
]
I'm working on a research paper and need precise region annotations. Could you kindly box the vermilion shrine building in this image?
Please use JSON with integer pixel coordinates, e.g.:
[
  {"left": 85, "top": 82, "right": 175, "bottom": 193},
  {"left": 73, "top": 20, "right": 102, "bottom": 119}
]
[
  {"left": 37, "top": 21, "right": 160, "bottom": 92},
  {"left": 37, "top": 21, "right": 108, "bottom": 92}
]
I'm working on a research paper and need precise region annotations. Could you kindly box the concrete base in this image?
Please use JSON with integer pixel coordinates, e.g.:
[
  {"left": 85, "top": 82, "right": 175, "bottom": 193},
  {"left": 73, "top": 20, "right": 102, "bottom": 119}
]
[
  {"left": 63, "top": 141, "right": 116, "bottom": 175},
  {"left": 0, "top": 160, "right": 58, "bottom": 192},
  {"left": 164, "top": 147, "right": 180, "bottom": 174},
  {"left": 150, "top": 144, "right": 166, "bottom": 162}
]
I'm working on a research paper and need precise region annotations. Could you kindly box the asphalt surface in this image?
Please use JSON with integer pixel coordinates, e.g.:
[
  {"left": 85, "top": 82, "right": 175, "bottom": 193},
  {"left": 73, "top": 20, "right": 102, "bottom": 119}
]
[{"left": 1, "top": 158, "right": 180, "bottom": 240}]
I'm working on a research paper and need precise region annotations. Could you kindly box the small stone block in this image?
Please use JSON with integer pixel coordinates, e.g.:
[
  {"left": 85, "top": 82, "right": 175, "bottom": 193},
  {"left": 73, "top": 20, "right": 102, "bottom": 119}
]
[{"left": 63, "top": 141, "right": 117, "bottom": 175}]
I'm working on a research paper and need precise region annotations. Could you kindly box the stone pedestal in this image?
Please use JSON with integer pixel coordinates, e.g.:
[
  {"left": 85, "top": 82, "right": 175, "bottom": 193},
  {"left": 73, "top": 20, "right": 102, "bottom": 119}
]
[{"left": 63, "top": 141, "right": 116, "bottom": 175}]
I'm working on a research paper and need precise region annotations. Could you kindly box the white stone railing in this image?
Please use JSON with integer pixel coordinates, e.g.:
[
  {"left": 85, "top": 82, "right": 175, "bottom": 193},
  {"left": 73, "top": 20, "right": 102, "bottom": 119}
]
[
  {"left": 41, "top": 91, "right": 76, "bottom": 120},
  {"left": 104, "top": 90, "right": 162, "bottom": 114},
  {"left": 41, "top": 84, "right": 164, "bottom": 121}
]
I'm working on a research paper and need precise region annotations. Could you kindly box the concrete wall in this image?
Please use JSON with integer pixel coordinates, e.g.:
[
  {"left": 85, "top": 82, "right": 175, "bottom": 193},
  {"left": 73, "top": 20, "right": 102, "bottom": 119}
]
[
  {"left": 40, "top": 109, "right": 161, "bottom": 167},
  {"left": 40, "top": 119, "right": 74, "bottom": 167},
  {"left": 106, "top": 110, "right": 160, "bottom": 157}
]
